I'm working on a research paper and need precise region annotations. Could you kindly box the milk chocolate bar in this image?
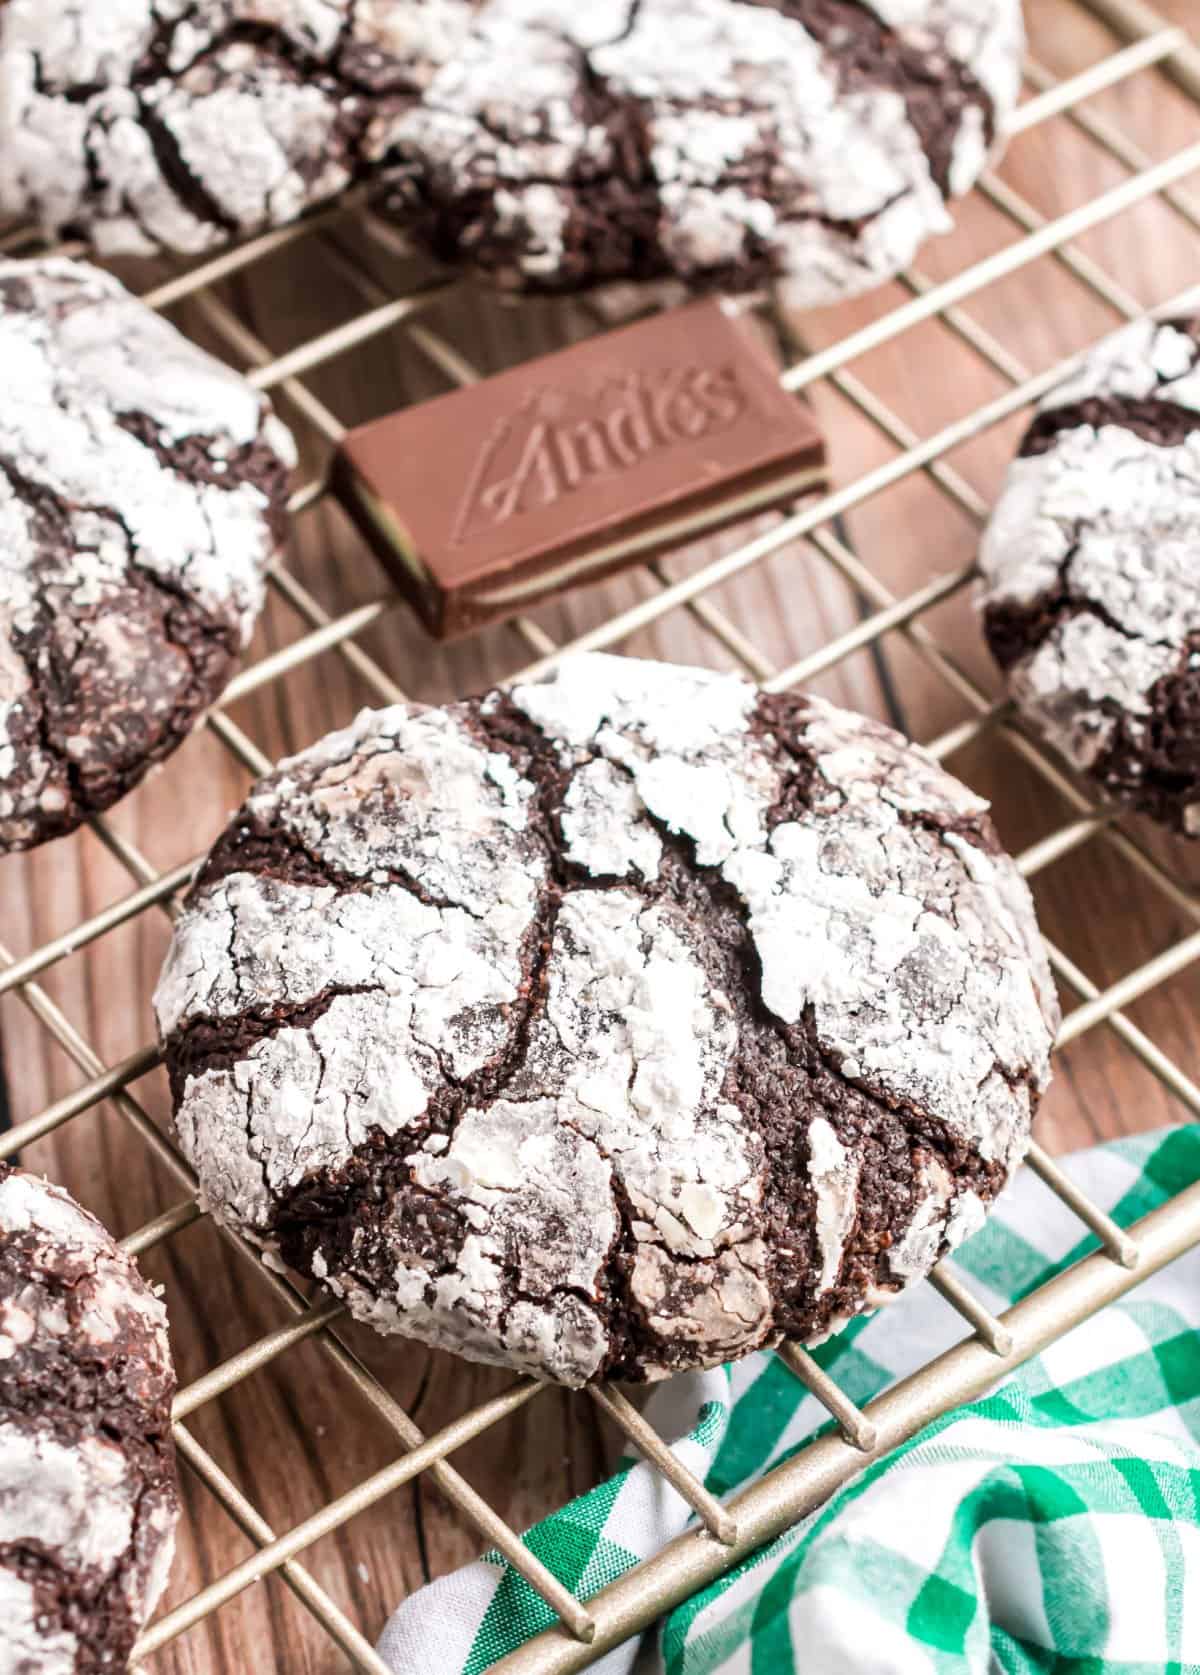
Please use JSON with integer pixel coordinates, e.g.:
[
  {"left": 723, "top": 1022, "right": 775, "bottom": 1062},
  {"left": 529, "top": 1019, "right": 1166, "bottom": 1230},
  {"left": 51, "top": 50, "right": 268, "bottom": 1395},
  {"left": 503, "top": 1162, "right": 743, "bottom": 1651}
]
[{"left": 332, "top": 299, "right": 827, "bottom": 639}]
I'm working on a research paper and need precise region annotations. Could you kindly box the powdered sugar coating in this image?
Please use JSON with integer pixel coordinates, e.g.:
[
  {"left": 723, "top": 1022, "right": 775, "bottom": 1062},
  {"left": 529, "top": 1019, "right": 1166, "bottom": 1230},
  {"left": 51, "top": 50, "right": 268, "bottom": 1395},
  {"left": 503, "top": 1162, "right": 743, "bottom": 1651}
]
[
  {"left": 159, "top": 655, "right": 1056, "bottom": 1385},
  {"left": 0, "top": 1570, "right": 78, "bottom": 1675},
  {"left": 0, "top": 1168, "right": 178, "bottom": 1673},
  {"left": 514, "top": 657, "right": 1052, "bottom": 1169},
  {"left": 980, "top": 316, "right": 1200, "bottom": 830},
  {"left": 0, "top": 1172, "right": 172, "bottom": 1377},
  {"left": 370, "top": 0, "right": 1023, "bottom": 304},
  {"left": 1036, "top": 317, "right": 1200, "bottom": 413},
  {"left": 0, "top": 257, "right": 294, "bottom": 851},
  {"left": 0, "top": 0, "right": 480, "bottom": 256},
  {"left": 0, "top": 1425, "right": 136, "bottom": 1580},
  {"left": 806, "top": 1117, "right": 860, "bottom": 1296}
]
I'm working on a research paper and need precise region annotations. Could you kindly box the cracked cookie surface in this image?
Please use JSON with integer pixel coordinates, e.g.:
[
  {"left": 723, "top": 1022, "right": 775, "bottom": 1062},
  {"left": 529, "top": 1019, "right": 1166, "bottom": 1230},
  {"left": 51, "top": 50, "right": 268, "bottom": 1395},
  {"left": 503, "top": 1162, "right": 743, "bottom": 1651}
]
[
  {"left": 0, "top": 257, "right": 295, "bottom": 852},
  {"left": 1, "top": 1, "right": 1023, "bottom": 303},
  {"left": 368, "top": 0, "right": 1024, "bottom": 304},
  {"left": 0, "top": 0, "right": 480, "bottom": 257},
  {"left": 979, "top": 315, "right": 1200, "bottom": 835},
  {"left": 156, "top": 655, "right": 1057, "bottom": 1385},
  {"left": 0, "top": 1165, "right": 178, "bottom": 1675}
]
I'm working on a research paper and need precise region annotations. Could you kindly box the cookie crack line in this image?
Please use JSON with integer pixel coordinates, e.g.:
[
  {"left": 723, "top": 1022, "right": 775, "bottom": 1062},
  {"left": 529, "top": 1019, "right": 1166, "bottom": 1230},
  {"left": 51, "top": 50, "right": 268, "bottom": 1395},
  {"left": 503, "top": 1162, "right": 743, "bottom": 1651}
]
[
  {"left": 166, "top": 878, "right": 566, "bottom": 1208},
  {"left": 980, "top": 313, "right": 1200, "bottom": 835},
  {"left": 134, "top": 92, "right": 240, "bottom": 235},
  {"left": 986, "top": 447, "right": 1200, "bottom": 680},
  {"left": 604, "top": 0, "right": 645, "bottom": 48},
  {"left": 165, "top": 983, "right": 380, "bottom": 1101},
  {"left": 196, "top": 816, "right": 473, "bottom": 913},
  {"left": 1020, "top": 392, "right": 1200, "bottom": 458},
  {"left": 0, "top": 1540, "right": 142, "bottom": 1671},
  {"left": 1017, "top": 315, "right": 1200, "bottom": 458},
  {"left": 0, "top": 448, "right": 239, "bottom": 788},
  {"left": 131, "top": 25, "right": 383, "bottom": 242},
  {"left": 734, "top": 0, "right": 996, "bottom": 197},
  {"left": 133, "top": 11, "right": 411, "bottom": 100},
  {"left": 0, "top": 258, "right": 294, "bottom": 852},
  {"left": 113, "top": 408, "right": 290, "bottom": 506},
  {"left": 985, "top": 559, "right": 1189, "bottom": 676},
  {"left": 0, "top": 1165, "right": 179, "bottom": 1670}
]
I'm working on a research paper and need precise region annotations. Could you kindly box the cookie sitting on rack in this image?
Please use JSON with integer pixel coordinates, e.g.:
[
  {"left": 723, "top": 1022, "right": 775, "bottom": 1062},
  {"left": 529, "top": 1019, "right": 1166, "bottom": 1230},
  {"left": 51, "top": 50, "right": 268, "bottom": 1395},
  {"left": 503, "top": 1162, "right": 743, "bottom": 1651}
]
[
  {"left": 368, "top": 0, "right": 1025, "bottom": 305},
  {"left": 0, "top": 1164, "right": 179, "bottom": 1673},
  {"left": 0, "top": 257, "right": 295, "bottom": 852},
  {"left": 0, "top": 0, "right": 1024, "bottom": 310},
  {"left": 979, "top": 315, "right": 1200, "bottom": 835},
  {"left": 155, "top": 654, "right": 1058, "bottom": 1388},
  {"left": 0, "top": 0, "right": 462, "bottom": 258}
]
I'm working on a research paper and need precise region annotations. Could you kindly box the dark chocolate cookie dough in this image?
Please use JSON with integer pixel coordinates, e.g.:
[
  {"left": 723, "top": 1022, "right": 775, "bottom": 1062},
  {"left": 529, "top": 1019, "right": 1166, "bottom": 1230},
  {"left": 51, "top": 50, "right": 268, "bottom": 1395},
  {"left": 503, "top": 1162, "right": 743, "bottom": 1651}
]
[
  {"left": 0, "top": 257, "right": 294, "bottom": 852},
  {"left": 156, "top": 655, "right": 1057, "bottom": 1386},
  {"left": 0, "top": 1, "right": 1023, "bottom": 306},
  {"left": 0, "top": 1165, "right": 178, "bottom": 1674},
  {"left": 980, "top": 316, "right": 1200, "bottom": 834}
]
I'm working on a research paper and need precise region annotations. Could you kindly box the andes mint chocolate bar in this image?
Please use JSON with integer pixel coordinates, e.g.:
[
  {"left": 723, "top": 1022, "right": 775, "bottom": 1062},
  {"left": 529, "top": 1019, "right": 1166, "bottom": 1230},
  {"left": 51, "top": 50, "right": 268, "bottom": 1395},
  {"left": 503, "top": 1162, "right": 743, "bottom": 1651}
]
[{"left": 332, "top": 298, "right": 827, "bottom": 639}]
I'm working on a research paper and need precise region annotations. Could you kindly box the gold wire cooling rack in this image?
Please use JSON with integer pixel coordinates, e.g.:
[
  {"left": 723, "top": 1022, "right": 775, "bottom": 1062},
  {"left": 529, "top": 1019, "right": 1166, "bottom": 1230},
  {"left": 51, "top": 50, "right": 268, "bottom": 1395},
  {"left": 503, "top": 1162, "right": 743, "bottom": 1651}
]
[{"left": 4, "top": 1, "right": 1200, "bottom": 1670}]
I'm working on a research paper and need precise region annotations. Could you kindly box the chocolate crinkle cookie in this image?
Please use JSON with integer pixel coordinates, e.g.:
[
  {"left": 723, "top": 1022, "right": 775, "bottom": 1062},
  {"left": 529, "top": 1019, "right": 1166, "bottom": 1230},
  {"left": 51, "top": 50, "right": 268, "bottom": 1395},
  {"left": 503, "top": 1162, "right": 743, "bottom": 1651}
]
[
  {"left": 155, "top": 655, "right": 1058, "bottom": 1387},
  {"left": 0, "top": 0, "right": 470, "bottom": 258},
  {"left": 367, "top": 0, "right": 1025, "bottom": 303},
  {"left": 0, "top": 1, "right": 1024, "bottom": 308},
  {"left": 0, "top": 1165, "right": 178, "bottom": 1674},
  {"left": 980, "top": 315, "right": 1200, "bottom": 835},
  {"left": 0, "top": 257, "right": 295, "bottom": 853}
]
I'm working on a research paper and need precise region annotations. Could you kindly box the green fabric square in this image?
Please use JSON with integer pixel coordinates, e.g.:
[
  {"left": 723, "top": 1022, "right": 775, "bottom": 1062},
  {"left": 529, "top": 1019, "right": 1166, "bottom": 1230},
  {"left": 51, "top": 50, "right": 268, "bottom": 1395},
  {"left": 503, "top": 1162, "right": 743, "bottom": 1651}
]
[{"left": 907, "top": 1572, "right": 978, "bottom": 1653}]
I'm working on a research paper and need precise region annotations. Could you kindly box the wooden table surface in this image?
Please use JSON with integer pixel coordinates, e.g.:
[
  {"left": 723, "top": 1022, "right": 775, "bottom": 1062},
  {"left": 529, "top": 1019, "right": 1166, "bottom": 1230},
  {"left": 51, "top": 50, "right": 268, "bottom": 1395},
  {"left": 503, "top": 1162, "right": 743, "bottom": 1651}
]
[{"left": 3, "top": 3, "right": 1200, "bottom": 1670}]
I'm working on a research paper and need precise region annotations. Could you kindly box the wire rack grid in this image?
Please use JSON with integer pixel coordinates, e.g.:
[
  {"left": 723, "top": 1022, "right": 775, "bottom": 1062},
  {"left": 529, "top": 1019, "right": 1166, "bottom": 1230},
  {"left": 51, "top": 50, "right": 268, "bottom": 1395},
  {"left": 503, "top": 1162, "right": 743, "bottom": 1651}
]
[{"left": 3, "top": 1, "right": 1200, "bottom": 1670}]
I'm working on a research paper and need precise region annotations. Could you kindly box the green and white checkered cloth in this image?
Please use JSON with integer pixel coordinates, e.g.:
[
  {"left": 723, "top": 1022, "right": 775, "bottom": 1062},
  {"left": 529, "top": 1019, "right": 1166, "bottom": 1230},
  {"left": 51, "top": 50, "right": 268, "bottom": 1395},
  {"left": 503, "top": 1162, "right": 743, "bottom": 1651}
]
[{"left": 379, "top": 1125, "right": 1200, "bottom": 1674}]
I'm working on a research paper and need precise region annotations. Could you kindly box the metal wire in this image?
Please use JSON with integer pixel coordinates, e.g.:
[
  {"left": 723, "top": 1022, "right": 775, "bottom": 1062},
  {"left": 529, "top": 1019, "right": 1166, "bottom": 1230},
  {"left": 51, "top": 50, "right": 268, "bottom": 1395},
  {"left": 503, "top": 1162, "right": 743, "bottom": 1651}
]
[{"left": 2, "top": 4, "right": 1200, "bottom": 1670}]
